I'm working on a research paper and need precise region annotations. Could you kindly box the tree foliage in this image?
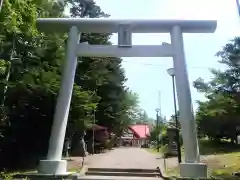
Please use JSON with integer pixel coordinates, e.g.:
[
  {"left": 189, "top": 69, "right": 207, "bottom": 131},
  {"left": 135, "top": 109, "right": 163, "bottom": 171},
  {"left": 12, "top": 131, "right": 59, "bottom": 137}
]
[
  {"left": 0, "top": 0, "right": 138, "bottom": 170},
  {"left": 194, "top": 37, "right": 240, "bottom": 142}
]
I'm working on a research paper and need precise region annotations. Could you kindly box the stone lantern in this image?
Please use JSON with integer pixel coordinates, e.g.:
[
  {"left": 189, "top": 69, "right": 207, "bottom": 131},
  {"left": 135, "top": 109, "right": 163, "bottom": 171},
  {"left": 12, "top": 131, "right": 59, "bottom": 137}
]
[{"left": 166, "top": 127, "right": 178, "bottom": 156}]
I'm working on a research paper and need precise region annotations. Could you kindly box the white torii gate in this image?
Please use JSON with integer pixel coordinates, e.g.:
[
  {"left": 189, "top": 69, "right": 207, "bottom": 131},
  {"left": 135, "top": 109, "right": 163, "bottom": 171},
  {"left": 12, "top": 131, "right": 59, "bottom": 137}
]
[{"left": 36, "top": 18, "right": 217, "bottom": 178}]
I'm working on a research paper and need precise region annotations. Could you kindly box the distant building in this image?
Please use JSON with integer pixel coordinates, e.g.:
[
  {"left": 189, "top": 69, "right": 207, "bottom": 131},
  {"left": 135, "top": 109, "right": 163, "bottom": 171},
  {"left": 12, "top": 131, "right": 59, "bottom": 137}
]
[{"left": 118, "top": 124, "right": 150, "bottom": 147}]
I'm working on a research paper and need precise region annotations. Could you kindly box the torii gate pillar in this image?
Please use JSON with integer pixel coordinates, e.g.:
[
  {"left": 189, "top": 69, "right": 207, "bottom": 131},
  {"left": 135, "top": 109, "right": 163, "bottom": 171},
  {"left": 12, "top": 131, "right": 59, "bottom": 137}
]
[{"left": 36, "top": 18, "right": 217, "bottom": 178}]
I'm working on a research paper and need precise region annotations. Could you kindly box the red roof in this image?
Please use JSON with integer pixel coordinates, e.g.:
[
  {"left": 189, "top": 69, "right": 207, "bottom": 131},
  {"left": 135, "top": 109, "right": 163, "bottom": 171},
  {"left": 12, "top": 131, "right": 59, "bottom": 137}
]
[{"left": 129, "top": 124, "right": 150, "bottom": 138}]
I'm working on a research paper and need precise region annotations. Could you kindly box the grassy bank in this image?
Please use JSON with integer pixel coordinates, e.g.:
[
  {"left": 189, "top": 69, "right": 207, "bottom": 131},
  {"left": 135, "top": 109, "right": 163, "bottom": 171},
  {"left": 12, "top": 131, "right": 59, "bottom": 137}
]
[{"left": 148, "top": 139, "right": 240, "bottom": 178}]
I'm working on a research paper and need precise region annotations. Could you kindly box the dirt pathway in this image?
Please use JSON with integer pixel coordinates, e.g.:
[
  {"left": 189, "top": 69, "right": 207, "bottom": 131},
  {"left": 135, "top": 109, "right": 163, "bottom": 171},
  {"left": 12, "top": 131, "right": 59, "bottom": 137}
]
[{"left": 86, "top": 147, "right": 177, "bottom": 170}]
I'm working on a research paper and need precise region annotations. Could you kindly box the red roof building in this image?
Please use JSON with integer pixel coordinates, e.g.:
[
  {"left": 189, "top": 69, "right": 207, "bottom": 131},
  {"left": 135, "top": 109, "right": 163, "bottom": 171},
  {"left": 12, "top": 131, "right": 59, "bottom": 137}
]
[
  {"left": 118, "top": 124, "right": 150, "bottom": 147},
  {"left": 129, "top": 124, "right": 150, "bottom": 138}
]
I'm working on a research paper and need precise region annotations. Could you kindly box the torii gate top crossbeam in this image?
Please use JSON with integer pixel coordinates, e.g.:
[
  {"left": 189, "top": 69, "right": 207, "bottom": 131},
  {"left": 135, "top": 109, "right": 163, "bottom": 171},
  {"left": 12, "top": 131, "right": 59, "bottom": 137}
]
[{"left": 36, "top": 18, "right": 217, "bottom": 33}]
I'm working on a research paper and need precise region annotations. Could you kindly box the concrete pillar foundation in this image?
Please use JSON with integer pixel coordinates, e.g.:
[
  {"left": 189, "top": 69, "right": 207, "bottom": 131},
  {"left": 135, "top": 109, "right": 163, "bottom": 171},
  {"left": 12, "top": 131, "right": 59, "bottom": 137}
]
[
  {"left": 180, "top": 163, "right": 207, "bottom": 178},
  {"left": 38, "top": 160, "right": 68, "bottom": 175}
]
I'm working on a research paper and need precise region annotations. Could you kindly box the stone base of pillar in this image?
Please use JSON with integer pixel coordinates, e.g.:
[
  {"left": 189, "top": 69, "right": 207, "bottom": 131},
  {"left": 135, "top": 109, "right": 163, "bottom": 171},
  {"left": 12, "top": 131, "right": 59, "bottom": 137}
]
[
  {"left": 180, "top": 163, "right": 207, "bottom": 178},
  {"left": 38, "top": 160, "right": 68, "bottom": 175}
]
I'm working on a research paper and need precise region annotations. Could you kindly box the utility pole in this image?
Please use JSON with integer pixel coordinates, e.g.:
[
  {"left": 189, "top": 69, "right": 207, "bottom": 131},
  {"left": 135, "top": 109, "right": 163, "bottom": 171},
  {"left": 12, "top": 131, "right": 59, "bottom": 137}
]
[
  {"left": 144, "top": 122, "right": 147, "bottom": 145},
  {"left": 167, "top": 68, "right": 182, "bottom": 164},
  {"left": 92, "top": 108, "right": 96, "bottom": 154},
  {"left": 158, "top": 91, "right": 162, "bottom": 148},
  {"left": 154, "top": 91, "right": 162, "bottom": 152},
  {"left": 155, "top": 108, "right": 160, "bottom": 152},
  {"left": 158, "top": 91, "right": 162, "bottom": 122},
  {"left": 172, "top": 75, "right": 182, "bottom": 163}
]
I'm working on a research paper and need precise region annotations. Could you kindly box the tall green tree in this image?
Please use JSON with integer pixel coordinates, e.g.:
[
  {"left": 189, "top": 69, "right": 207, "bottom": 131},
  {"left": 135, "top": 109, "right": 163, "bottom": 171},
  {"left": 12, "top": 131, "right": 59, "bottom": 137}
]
[
  {"left": 0, "top": 0, "right": 142, "bottom": 171},
  {"left": 123, "top": 91, "right": 149, "bottom": 125},
  {"left": 0, "top": 0, "right": 96, "bottom": 169},
  {"left": 194, "top": 37, "right": 240, "bottom": 142},
  {"left": 67, "top": 0, "right": 129, "bottom": 134},
  {"left": 124, "top": 90, "right": 140, "bottom": 121}
]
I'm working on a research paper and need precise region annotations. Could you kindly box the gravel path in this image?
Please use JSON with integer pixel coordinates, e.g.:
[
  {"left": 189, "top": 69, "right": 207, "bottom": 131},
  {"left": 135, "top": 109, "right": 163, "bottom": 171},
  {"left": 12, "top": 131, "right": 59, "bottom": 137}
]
[{"left": 86, "top": 147, "right": 178, "bottom": 171}]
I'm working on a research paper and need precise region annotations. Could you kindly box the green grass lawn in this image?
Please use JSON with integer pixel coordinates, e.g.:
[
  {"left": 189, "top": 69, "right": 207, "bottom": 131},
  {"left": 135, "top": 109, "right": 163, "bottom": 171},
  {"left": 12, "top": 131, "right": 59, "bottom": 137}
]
[
  {"left": 205, "top": 152, "right": 240, "bottom": 178},
  {"left": 0, "top": 157, "right": 84, "bottom": 179},
  {"left": 0, "top": 170, "right": 37, "bottom": 180},
  {"left": 199, "top": 139, "right": 240, "bottom": 178},
  {"left": 165, "top": 151, "right": 240, "bottom": 179},
  {"left": 68, "top": 166, "right": 83, "bottom": 173},
  {"left": 149, "top": 139, "right": 240, "bottom": 179}
]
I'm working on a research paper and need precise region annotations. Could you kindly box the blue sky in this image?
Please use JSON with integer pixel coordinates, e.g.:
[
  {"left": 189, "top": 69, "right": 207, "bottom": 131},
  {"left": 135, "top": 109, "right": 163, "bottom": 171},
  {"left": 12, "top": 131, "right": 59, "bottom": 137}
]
[{"left": 95, "top": 0, "right": 240, "bottom": 119}]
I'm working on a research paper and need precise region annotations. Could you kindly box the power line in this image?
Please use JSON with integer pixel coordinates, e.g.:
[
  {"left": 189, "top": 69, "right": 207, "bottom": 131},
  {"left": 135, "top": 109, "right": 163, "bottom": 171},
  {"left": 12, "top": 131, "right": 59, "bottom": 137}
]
[{"left": 121, "top": 60, "right": 216, "bottom": 70}]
